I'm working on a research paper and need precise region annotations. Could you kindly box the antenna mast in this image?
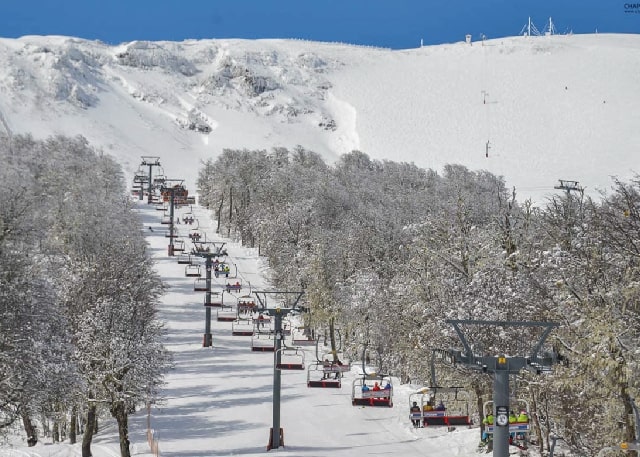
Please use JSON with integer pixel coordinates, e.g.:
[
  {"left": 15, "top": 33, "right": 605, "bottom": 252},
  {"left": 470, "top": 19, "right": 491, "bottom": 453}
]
[
  {"left": 519, "top": 17, "right": 542, "bottom": 37},
  {"left": 545, "top": 17, "right": 556, "bottom": 36}
]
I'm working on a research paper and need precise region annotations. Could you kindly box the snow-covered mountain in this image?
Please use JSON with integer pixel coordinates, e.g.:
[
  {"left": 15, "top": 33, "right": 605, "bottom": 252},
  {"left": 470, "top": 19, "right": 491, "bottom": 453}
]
[{"left": 0, "top": 33, "right": 637, "bottom": 203}]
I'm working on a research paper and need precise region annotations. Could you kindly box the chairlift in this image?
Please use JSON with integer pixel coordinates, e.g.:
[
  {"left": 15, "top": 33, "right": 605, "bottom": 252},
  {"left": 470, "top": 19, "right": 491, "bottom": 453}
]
[
  {"left": 231, "top": 317, "right": 254, "bottom": 336},
  {"left": 204, "top": 292, "right": 223, "bottom": 307},
  {"left": 251, "top": 330, "right": 275, "bottom": 352},
  {"left": 213, "top": 261, "right": 234, "bottom": 278},
  {"left": 409, "top": 387, "right": 471, "bottom": 428},
  {"left": 193, "top": 278, "right": 209, "bottom": 292},
  {"left": 292, "top": 330, "right": 316, "bottom": 347},
  {"left": 133, "top": 171, "right": 148, "bottom": 184},
  {"left": 192, "top": 241, "right": 216, "bottom": 254},
  {"left": 160, "top": 215, "right": 172, "bottom": 225},
  {"left": 189, "top": 231, "right": 202, "bottom": 242},
  {"left": 237, "top": 295, "right": 257, "bottom": 315},
  {"left": 176, "top": 253, "right": 193, "bottom": 265},
  {"left": 483, "top": 399, "right": 531, "bottom": 448},
  {"left": 225, "top": 280, "right": 242, "bottom": 293},
  {"left": 320, "top": 353, "right": 350, "bottom": 374},
  {"left": 217, "top": 304, "right": 237, "bottom": 322},
  {"left": 185, "top": 264, "right": 201, "bottom": 278},
  {"left": 161, "top": 184, "right": 188, "bottom": 203},
  {"left": 275, "top": 347, "right": 306, "bottom": 370},
  {"left": 253, "top": 313, "right": 272, "bottom": 332},
  {"left": 351, "top": 375, "right": 393, "bottom": 407},
  {"left": 314, "top": 333, "right": 349, "bottom": 368},
  {"left": 307, "top": 362, "right": 341, "bottom": 388},
  {"left": 153, "top": 172, "right": 166, "bottom": 186},
  {"left": 173, "top": 239, "right": 185, "bottom": 252},
  {"left": 182, "top": 212, "right": 196, "bottom": 225}
]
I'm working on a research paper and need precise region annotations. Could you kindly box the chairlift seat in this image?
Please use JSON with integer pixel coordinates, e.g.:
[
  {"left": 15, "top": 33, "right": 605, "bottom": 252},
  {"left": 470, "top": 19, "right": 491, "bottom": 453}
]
[
  {"left": 185, "top": 265, "right": 201, "bottom": 278},
  {"left": 292, "top": 337, "right": 316, "bottom": 346},
  {"left": 177, "top": 254, "right": 192, "bottom": 265},
  {"left": 217, "top": 306, "right": 236, "bottom": 322},
  {"left": 251, "top": 343, "right": 275, "bottom": 352},
  {"left": 194, "top": 278, "right": 209, "bottom": 292},
  {"left": 204, "top": 293, "right": 223, "bottom": 307},
  {"left": 225, "top": 283, "right": 242, "bottom": 293},
  {"left": 308, "top": 379, "right": 341, "bottom": 388}
]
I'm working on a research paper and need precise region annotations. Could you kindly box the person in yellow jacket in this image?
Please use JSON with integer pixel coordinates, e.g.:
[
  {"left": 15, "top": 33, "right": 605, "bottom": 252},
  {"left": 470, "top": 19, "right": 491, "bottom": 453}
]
[
  {"left": 481, "top": 413, "right": 494, "bottom": 443},
  {"left": 517, "top": 410, "right": 529, "bottom": 423}
]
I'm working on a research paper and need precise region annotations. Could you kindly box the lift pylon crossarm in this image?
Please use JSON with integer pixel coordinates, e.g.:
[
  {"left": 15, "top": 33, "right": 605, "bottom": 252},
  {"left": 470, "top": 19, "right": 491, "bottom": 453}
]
[
  {"left": 253, "top": 290, "right": 304, "bottom": 312},
  {"left": 140, "top": 155, "right": 161, "bottom": 166},
  {"left": 445, "top": 319, "right": 559, "bottom": 457}
]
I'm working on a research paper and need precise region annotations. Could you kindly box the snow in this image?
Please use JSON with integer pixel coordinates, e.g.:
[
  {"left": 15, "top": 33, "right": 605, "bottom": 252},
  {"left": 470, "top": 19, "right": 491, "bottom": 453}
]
[{"left": 0, "top": 33, "right": 637, "bottom": 204}]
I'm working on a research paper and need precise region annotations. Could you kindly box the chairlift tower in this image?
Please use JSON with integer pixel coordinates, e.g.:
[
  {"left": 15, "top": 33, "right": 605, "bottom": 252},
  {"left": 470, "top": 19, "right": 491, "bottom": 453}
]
[
  {"left": 254, "top": 290, "right": 304, "bottom": 451},
  {"left": 192, "top": 242, "right": 227, "bottom": 348},
  {"left": 140, "top": 156, "right": 161, "bottom": 204},
  {"left": 442, "top": 320, "right": 559, "bottom": 457},
  {"left": 160, "top": 179, "right": 185, "bottom": 256},
  {"left": 554, "top": 179, "right": 583, "bottom": 196}
]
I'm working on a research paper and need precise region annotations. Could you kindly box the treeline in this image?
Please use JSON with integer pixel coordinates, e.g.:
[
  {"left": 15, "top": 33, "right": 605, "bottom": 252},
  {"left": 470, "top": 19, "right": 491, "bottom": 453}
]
[
  {"left": 198, "top": 146, "right": 640, "bottom": 456},
  {"left": 0, "top": 134, "right": 169, "bottom": 457}
]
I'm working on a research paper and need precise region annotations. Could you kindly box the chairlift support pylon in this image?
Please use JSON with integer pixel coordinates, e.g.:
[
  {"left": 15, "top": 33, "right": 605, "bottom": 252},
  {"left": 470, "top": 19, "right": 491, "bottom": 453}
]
[
  {"left": 252, "top": 290, "right": 305, "bottom": 451},
  {"left": 443, "top": 319, "right": 559, "bottom": 457},
  {"left": 139, "top": 156, "right": 162, "bottom": 204}
]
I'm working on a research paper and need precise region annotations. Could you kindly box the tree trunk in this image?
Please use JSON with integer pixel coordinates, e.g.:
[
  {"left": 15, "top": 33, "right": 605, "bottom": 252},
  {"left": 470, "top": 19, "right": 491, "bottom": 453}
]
[
  {"left": 82, "top": 403, "right": 97, "bottom": 457},
  {"left": 216, "top": 192, "right": 224, "bottom": 234},
  {"left": 52, "top": 421, "right": 59, "bottom": 443},
  {"left": 531, "top": 390, "right": 545, "bottom": 456},
  {"left": 112, "top": 402, "right": 131, "bottom": 457},
  {"left": 329, "top": 317, "right": 338, "bottom": 362},
  {"left": 69, "top": 406, "right": 77, "bottom": 444},
  {"left": 21, "top": 412, "right": 37, "bottom": 447},
  {"left": 228, "top": 187, "right": 233, "bottom": 237}
]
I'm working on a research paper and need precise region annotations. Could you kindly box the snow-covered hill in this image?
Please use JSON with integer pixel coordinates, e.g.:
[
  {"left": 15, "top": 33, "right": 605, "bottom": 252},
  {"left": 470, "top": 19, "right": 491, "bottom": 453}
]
[{"left": 0, "top": 33, "right": 637, "bottom": 203}]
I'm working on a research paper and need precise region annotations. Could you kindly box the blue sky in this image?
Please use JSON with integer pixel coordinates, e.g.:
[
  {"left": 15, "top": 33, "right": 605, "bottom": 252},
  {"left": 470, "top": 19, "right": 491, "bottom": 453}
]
[{"left": 0, "top": 1, "right": 637, "bottom": 48}]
